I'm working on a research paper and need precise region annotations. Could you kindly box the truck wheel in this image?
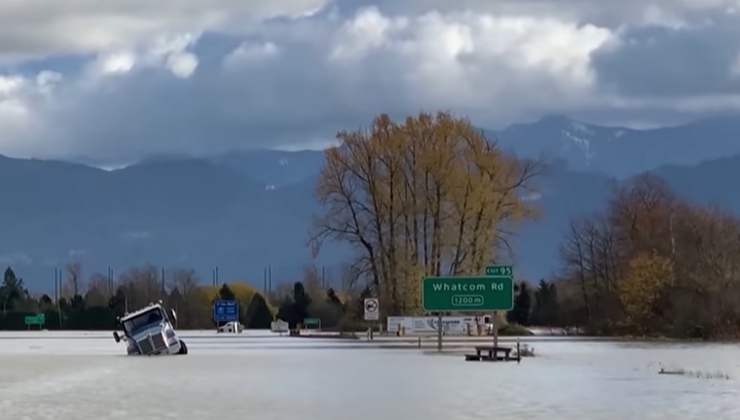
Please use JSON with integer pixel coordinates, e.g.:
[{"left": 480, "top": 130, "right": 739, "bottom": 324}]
[{"left": 177, "top": 340, "right": 188, "bottom": 355}]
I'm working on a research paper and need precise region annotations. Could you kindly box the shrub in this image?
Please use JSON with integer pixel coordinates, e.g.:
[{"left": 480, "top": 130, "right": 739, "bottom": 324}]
[{"left": 498, "top": 323, "right": 534, "bottom": 336}]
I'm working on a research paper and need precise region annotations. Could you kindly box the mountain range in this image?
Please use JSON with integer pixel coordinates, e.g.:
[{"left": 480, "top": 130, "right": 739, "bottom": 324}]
[{"left": 3, "top": 114, "right": 740, "bottom": 293}]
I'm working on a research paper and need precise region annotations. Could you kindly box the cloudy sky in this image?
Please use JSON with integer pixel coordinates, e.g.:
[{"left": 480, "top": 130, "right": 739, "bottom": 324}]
[{"left": 0, "top": 0, "right": 739, "bottom": 165}]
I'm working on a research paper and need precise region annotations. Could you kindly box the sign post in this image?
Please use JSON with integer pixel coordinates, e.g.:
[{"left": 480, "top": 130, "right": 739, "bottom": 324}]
[
  {"left": 436, "top": 313, "right": 442, "bottom": 351},
  {"left": 484, "top": 265, "right": 514, "bottom": 349},
  {"left": 364, "top": 298, "right": 379, "bottom": 340},
  {"left": 422, "top": 274, "right": 514, "bottom": 351},
  {"left": 212, "top": 300, "right": 239, "bottom": 326},
  {"left": 303, "top": 318, "right": 321, "bottom": 330},
  {"left": 24, "top": 313, "right": 45, "bottom": 330}
]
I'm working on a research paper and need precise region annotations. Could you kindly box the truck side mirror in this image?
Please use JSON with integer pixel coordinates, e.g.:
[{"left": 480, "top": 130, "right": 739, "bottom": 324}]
[
  {"left": 113, "top": 332, "right": 121, "bottom": 343},
  {"left": 168, "top": 309, "right": 177, "bottom": 321}
]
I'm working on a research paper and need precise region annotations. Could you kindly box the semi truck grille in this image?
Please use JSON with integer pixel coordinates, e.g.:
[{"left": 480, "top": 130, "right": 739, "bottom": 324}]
[
  {"left": 152, "top": 334, "right": 166, "bottom": 350},
  {"left": 138, "top": 338, "right": 154, "bottom": 354}
]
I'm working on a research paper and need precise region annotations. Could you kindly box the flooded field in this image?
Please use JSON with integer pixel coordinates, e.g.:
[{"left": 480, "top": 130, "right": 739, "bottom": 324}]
[{"left": 0, "top": 331, "right": 737, "bottom": 419}]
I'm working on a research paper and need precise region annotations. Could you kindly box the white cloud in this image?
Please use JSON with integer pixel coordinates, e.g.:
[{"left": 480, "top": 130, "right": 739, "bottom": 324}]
[
  {"left": 68, "top": 249, "right": 87, "bottom": 257},
  {"left": 122, "top": 231, "right": 152, "bottom": 240},
  {"left": 223, "top": 41, "right": 280, "bottom": 69},
  {"left": 0, "top": 0, "right": 737, "bottom": 163},
  {"left": 0, "top": 253, "right": 32, "bottom": 266},
  {"left": 0, "top": 0, "right": 331, "bottom": 56}
]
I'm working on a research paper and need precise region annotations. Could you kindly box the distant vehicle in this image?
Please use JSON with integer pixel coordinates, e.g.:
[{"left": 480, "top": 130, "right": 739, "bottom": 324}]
[
  {"left": 217, "top": 321, "right": 243, "bottom": 333},
  {"left": 476, "top": 315, "right": 495, "bottom": 335},
  {"left": 271, "top": 319, "right": 289, "bottom": 334},
  {"left": 112, "top": 301, "right": 187, "bottom": 355}
]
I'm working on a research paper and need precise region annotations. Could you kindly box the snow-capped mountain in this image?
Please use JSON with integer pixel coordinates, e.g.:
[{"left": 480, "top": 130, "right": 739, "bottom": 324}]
[{"left": 493, "top": 114, "right": 740, "bottom": 177}]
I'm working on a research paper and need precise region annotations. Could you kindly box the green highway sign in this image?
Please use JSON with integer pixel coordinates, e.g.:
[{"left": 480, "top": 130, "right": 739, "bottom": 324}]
[
  {"left": 303, "top": 318, "right": 320, "bottom": 327},
  {"left": 24, "top": 313, "right": 45, "bottom": 325},
  {"left": 485, "top": 265, "right": 512, "bottom": 277},
  {"left": 421, "top": 276, "right": 514, "bottom": 311}
]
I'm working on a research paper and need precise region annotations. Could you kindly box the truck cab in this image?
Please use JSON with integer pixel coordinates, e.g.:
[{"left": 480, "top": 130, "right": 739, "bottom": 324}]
[{"left": 113, "top": 301, "right": 187, "bottom": 355}]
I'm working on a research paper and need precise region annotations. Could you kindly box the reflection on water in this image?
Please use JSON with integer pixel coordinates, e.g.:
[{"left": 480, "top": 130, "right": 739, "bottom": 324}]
[{"left": 0, "top": 332, "right": 737, "bottom": 420}]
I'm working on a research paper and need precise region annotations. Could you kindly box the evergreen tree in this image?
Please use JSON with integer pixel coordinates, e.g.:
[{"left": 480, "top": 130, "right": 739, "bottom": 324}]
[
  {"left": 326, "top": 288, "right": 342, "bottom": 306},
  {"left": 0, "top": 267, "right": 27, "bottom": 311},
  {"left": 531, "top": 280, "right": 560, "bottom": 327},
  {"left": 244, "top": 293, "right": 273, "bottom": 329},
  {"left": 292, "top": 281, "right": 311, "bottom": 320},
  {"left": 507, "top": 282, "right": 532, "bottom": 326},
  {"left": 218, "top": 283, "right": 236, "bottom": 301},
  {"left": 276, "top": 295, "right": 298, "bottom": 326},
  {"left": 108, "top": 287, "right": 128, "bottom": 318}
]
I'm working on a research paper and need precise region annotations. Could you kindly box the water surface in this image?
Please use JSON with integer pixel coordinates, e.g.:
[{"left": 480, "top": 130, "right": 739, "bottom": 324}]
[{"left": 0, "top": 331, "right": 736, "bottom": 419}]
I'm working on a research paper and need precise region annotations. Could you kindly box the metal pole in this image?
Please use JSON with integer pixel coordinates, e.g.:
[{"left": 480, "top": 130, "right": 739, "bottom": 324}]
[
  {"left": 215, "top": 266, "right": 219, "bottom": 285},
  {"left": 161, "top": 267, "right": 165, "bottom": 292},
  {"left": 54, "top": 267, "right": 58, "bottom": 303},
  {"left": 492, "top": 311, "right": 499, "bottom": 349},
  {"left": 56, "top": 268, "right": 62, "bottom": 327},
  {"left": 268, "top": 266, "right": 272, "bottom": 295},
  {"left": 669, "top": 208, "right": 676, "bottom": 288},
  {"left": 436, "top": 313, "right": 443, "bottom": 351}
]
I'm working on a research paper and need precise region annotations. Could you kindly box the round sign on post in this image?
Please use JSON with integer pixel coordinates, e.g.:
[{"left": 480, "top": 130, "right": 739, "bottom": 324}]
[{"left": 364, "top": 298, "right": 379, "bottom": 321}]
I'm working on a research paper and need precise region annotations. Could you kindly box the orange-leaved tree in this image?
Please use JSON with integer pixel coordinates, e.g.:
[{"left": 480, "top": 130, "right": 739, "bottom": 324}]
[
  {"left": 309, "top": 112, "right": 542, "bottom": 316},
  {"left": 618, "top": 252, "right": 672, "bottom": 333}
]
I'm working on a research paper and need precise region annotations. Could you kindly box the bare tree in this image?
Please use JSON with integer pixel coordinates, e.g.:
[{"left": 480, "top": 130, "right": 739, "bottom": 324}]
[
  {"left": 117, "top": 265, "right": 163, "bottom": 309},
  {"left": 65, "top": 261, "right": 83, "bottom": 297},
  {"left": 85, "top": 272, "right": 110, "bottom": 307},
  {"left": 269, "top": 282, "right": 295, "bottom": 304},
  {"left": 167, "top": 267, "right": 199, "bottom": 297}
]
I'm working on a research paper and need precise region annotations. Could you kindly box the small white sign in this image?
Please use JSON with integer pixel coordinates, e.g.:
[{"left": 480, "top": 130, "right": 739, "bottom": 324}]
[{"left": 364, "top": 298, "right": 379, "bottom": 321}]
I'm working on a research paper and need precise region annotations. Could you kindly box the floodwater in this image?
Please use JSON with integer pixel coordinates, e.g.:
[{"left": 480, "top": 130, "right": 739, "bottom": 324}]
[{"left": 0, "top": 331, "right": 738, "bottom": 420}]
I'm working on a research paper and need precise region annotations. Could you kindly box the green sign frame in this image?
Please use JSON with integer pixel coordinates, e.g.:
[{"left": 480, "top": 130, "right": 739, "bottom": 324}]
[
  {"left": 421, "top": 276, "right": 514, "bottom": 311},
  {"left": 485, "top": 265, "right": 512, "bottom": 276},
  {"left": 24, "top": 313, "right": 45, "bottom": 325}
]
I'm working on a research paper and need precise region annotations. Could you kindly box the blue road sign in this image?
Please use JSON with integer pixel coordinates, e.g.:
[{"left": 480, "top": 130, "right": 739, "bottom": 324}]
[{"left": 212, "top": 299, "right": 239, "bottom": 322}]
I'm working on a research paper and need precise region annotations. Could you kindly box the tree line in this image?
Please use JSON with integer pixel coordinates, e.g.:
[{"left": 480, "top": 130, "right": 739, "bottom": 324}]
[
  {"left": 0, "top": 263, "right": 356, "bottom": 331},
  {"left": 554, "top": 173, "right": 740, "bottom": 338},
  {"left": 309, "top": 111, "right": 740, "bottom": 339}
]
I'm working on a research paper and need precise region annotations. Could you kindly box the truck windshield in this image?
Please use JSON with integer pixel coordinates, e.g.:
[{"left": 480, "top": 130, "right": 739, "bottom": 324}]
[{"left": 123, "top": 309, "right": 164, "bottom": 335}]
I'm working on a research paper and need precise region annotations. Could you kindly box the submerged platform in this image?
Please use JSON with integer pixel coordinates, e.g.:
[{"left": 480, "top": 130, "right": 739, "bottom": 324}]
[{"left": 464, "top": 344, "right": 521, "bottom": 363}]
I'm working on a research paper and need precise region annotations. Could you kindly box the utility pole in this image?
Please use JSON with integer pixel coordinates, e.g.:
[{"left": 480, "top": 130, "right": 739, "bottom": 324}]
[
  {"left": 55, "top": 267, "right": 62, "bottom": 327},
  {"left": 268, "top": 265, "right": 272, "bottom": 296},
  {"left": 669, "top": 206, "right": 676, "bottom": 288},
  {"left": 54, "top": 267, "right": 58, "bottom": 304},
  {"left": 212, "top": 266, "right": 220, "bottom": 286}
]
